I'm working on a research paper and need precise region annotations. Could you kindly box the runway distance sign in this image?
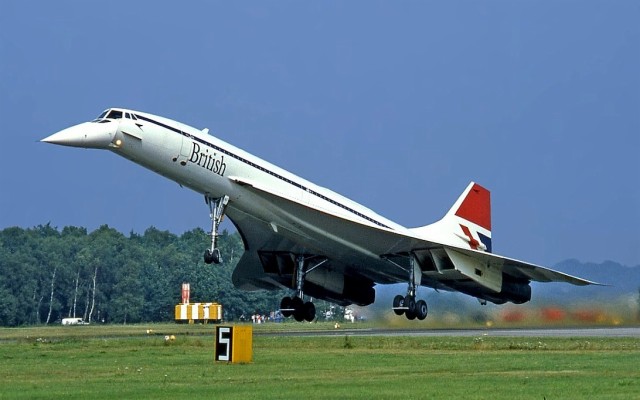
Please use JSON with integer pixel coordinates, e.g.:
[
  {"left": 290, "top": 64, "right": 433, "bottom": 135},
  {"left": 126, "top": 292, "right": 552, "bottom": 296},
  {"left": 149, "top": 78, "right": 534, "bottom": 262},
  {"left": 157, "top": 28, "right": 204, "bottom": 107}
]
[{"left": 214, "top": 325, "right": 253, "bottom": 363}]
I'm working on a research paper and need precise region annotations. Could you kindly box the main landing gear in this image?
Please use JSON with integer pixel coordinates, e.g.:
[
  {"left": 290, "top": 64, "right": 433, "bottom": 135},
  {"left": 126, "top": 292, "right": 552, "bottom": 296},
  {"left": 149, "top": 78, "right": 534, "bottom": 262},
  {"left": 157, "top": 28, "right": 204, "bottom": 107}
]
[
  {"left": 204, "top": 195, "right": 229, "bottom": 265},
  {"left": 279, "top": 255, "right": 327, "bottom": 322},
  {"left": 389, "top": 255, "right": 428, "bottom": 321},
  {"left": 393, "top": 295, "right": 428, "bottom": 321},
  {"left": 280, "top": 295, "right": 316, "bottom": 322}
]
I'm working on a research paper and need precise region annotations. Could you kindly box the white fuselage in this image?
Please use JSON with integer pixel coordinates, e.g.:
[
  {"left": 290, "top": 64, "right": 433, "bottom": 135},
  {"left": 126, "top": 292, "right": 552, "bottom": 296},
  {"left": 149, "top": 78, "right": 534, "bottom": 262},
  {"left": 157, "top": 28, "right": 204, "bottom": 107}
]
[
  {"left": 42, "top": 107, "right": 596, "bottom": 309},
  {"left": 114, "top": 110, "right": 408, "bottom": 235},
  {"left": 42, "top": 108, "right": 471, "bottom": 260}
]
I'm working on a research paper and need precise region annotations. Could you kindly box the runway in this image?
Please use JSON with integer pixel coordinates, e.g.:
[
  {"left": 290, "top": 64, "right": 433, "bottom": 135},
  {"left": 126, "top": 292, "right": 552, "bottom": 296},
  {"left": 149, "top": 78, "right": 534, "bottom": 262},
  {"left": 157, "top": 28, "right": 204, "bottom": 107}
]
[{"left": 260, "top": 326, "right": 640, "bottom": 338}]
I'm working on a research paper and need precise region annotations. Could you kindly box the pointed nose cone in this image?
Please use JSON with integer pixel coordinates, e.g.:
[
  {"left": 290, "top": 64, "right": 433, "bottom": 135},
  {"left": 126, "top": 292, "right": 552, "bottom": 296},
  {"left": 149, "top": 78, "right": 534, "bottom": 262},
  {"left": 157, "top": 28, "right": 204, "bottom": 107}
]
[{"left": 41, "top": 121, "right": 117, "bottom": 149}]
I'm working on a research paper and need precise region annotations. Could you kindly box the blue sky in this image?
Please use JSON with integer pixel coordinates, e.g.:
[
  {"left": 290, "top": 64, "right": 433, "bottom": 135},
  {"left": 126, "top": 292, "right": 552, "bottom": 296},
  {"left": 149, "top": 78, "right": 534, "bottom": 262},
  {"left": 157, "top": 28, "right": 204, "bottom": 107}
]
[{"left": 1, "top": 1, "right": 638, "bottom": 267}]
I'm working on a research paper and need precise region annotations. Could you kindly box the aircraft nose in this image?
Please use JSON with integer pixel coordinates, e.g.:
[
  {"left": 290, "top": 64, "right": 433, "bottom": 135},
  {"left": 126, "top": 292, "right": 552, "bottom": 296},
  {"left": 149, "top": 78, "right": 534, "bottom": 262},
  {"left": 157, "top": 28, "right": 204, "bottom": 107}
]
[{"left": 41, "top": 121, "right": 117, "bottom": 149}]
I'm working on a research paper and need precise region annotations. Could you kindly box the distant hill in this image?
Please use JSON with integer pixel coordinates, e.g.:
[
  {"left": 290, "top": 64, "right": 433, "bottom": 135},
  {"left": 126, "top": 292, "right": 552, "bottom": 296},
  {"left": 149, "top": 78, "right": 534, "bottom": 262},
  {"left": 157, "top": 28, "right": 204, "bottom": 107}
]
[{"left": 531, "top": 259, "right": 640, "bottom": 304}]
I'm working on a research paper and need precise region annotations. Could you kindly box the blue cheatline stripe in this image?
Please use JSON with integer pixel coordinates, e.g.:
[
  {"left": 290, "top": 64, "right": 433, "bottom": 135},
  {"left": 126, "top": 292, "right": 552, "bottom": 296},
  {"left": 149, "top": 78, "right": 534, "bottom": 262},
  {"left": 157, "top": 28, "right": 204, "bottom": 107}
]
[{"left": 134, "top": 114, "right": 392, "bottom": 230}]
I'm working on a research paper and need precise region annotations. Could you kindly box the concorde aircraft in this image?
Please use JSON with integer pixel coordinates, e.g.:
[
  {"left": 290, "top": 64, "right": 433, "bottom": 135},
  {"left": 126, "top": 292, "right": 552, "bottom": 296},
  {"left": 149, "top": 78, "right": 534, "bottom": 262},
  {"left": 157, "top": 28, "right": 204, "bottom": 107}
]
[{"left": 42, "top": 108, "right": 597, "bottom": 322}]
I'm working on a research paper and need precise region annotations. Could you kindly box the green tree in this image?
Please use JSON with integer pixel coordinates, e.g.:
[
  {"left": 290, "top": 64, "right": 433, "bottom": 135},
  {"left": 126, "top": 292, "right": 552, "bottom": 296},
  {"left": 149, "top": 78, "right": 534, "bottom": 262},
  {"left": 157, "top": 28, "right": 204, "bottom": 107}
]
[
  {"left": 110, "top": 259, "right": 143, "bottom": 323},
  {"left": 0, "top": 225, "right": 286, "bottom": 326}
]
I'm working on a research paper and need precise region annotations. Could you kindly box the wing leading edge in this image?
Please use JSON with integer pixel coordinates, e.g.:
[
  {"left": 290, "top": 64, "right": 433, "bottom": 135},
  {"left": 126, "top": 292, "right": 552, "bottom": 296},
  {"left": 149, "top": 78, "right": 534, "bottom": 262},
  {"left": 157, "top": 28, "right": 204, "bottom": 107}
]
[{"left": 226, "top": 177, "right": 598, "bottom": 307}]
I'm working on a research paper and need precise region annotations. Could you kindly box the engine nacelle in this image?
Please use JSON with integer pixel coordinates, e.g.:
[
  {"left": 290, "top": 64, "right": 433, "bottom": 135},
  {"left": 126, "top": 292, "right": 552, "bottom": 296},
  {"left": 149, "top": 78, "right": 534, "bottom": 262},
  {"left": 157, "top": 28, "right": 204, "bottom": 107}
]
[
  {"left": 500, "top": 280, "right": 532, "bottom": 304},
  {"left": 257, "top": 251, "right": 375, "bottom": 306},
  {"left": 305, "top": 269, "right": 375, "bottom": 306}
]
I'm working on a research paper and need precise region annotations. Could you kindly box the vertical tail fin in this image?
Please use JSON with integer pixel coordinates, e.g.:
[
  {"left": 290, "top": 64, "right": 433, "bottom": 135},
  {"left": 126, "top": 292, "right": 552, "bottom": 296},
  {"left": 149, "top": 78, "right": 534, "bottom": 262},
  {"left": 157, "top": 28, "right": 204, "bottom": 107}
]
[
  {"left": 411, "top": 182, "right": 493, "bottom": 252},
  {"left": 445, "top": 182, "right": 492, "bottom": 252},
  {"left": 447, "top": 182, "right": 491, "bottom": 231},
  {"left": 424, "top": 182, "right": 492, "bottom": 253}
]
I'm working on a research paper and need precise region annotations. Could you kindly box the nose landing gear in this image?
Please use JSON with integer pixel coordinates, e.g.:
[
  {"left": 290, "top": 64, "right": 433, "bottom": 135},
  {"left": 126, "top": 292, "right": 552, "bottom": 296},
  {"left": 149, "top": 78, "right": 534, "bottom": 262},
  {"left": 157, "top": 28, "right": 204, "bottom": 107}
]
[{"left": 204, "top": 195, "right": 229, "bottom": 265}]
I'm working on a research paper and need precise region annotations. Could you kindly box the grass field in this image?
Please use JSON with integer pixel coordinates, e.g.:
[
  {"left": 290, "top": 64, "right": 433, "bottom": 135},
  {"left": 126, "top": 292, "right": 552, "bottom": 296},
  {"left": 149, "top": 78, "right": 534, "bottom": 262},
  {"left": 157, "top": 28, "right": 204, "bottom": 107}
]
[{"left": 0, "top": 323, "right": 638, "bottom": 399}]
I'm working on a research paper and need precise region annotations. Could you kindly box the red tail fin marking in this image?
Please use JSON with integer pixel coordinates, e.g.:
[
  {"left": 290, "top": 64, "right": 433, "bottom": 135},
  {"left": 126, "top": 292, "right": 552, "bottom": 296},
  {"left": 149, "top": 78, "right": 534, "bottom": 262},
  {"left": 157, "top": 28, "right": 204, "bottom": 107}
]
[
  {"left": 455, "top": 183, "right": 491, "bottom": 231},
  {"left": 459, "top": 224, "right": 480, "bottom": 249}
]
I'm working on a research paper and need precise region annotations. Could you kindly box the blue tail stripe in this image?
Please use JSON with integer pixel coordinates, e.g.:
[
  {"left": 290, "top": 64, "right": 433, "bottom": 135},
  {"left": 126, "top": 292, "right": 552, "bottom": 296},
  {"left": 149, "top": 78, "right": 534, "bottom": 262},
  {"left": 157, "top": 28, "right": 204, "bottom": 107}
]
[{"left": 478, "top": 233, "right": 492, "bottom": 253}]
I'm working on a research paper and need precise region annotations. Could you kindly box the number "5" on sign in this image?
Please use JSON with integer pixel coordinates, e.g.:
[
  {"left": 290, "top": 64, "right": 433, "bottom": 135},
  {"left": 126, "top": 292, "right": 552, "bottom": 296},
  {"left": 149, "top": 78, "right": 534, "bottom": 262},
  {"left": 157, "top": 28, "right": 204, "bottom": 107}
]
[{"left": 215, "top": 327, "right": 232, "bottom": 361}]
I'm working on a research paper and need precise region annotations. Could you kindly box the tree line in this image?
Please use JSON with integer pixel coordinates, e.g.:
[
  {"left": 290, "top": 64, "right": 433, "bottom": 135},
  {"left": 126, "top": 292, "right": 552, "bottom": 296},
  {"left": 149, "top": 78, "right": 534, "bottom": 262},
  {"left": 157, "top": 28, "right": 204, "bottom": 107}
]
[{"left": 0, "top": 225, "right": 286, "bottom": 326}]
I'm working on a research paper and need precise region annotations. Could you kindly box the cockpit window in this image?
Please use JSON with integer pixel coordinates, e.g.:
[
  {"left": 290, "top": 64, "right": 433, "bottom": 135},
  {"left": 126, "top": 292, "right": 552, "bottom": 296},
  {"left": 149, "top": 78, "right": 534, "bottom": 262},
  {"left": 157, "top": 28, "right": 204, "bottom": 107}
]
[
  {"left": 92, "top": 109, "right": 129, "bottom": 122},
  {"left": 91, "top": 110, "right": 110, "bottom": 122},
  {"left": 106, "top": 110, "right": 123, "bottom": 119}
]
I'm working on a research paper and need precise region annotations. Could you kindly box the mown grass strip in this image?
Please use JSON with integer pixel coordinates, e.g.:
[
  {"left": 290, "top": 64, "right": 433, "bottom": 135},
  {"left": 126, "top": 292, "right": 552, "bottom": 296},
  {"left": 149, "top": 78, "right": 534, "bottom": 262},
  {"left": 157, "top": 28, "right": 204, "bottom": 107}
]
[{"left": 0, "top": 326, "right": 638, "bottom": 399}]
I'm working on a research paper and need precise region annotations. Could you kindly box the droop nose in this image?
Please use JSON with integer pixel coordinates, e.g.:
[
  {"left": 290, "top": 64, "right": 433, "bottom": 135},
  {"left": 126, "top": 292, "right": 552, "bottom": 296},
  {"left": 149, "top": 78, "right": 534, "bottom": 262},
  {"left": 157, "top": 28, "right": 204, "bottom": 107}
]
[{"left": 41, "top": 121, "right": 117, "bottom": 149}]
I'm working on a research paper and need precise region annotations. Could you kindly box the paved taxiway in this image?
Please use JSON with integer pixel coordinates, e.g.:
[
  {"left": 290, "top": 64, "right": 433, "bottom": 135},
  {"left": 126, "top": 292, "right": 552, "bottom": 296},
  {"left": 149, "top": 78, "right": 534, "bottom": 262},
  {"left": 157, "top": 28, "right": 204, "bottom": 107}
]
[{"left": 261, "top": 326, "right": 640, "bottom": 338}]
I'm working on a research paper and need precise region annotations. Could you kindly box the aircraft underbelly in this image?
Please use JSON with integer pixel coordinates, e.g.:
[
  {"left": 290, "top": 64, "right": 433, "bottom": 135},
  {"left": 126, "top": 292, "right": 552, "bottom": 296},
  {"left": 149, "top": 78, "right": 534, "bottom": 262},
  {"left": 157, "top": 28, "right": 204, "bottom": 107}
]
[
  {"left": 226, "top": 192, "right": 516, "bottom": 303},
  {"left": 225, "top": 191, "right": 411, "bottom": 288}
]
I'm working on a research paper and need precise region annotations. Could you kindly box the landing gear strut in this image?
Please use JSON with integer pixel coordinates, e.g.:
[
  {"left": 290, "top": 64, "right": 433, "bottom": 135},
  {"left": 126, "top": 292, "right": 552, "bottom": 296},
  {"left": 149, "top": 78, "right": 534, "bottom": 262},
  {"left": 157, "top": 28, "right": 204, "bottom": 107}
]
[
  {"left": 204, "top": 195, "right": 229, "bottom": 265},
  {"left": 279, "top": 255, "right": 327, "bottom": 322},
  {"left": 388, "top": 254, "right": 428, "bottom": 321}
]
